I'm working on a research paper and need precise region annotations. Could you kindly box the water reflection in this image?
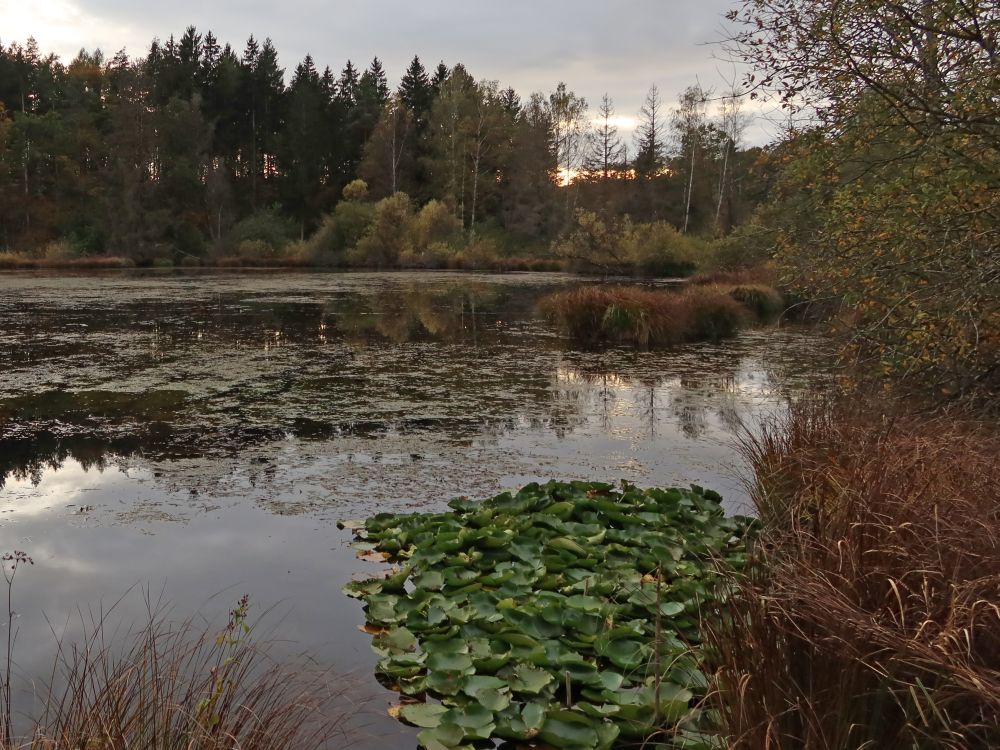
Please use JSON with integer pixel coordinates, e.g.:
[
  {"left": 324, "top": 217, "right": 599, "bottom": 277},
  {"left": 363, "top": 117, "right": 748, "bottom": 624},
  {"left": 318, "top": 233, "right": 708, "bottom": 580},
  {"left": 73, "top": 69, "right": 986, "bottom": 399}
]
[{"left": 0, "top": 271, "right": 825, "bottom": 749}]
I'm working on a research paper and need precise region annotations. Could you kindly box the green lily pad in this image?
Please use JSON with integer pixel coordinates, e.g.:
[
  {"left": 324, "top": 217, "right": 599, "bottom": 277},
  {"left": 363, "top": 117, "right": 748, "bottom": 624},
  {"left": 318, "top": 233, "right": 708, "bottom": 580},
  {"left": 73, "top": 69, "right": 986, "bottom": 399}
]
[
  {"left": 342, "top": 579, "right": 383, "bottom": 598},
  {"left": 521, "top": 700, "right": 547, "bottom": 730},
  {"left": 660, "top": 600, "right": 685, "bottom": 616},
  {"left": 441, "top": 703, "right": 495, "bottom": 729},
  {"left": 374, "top": 626, "right": 417, "bottom": 654},
  {"left": 600, "top": 639, "right": 649, "bottom": 670},
  {"left": 399, "top": 702, "right": 449, "bottom": 728},
  {"left": 345, "top": 481, "right": 752, "bottom": 749},
  {"left": 537, "top": 709, "right": 601, "bottom": 749},
  {"left": 427, "top": 651, "right": 474, "bottom": 674},
  {"left": 509, "top": 665, "right": 554, "bottom": 694},
  {"left": 416, "top": 722, "right": 468, "bottom": 750},
  {"left": 416, "top": 570, "right": 446, "bottom": 591},
  {"left": 475, "top": 687, "right": 511, "bottom": 711}
]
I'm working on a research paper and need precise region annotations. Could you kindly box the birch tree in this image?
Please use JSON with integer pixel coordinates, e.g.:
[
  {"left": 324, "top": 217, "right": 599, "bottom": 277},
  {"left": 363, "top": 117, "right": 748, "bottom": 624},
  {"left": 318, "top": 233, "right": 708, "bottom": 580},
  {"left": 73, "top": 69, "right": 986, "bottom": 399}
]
[
  {"left": 672, "top": 84, "right": 709, "bottom": 234},
  {"left": 360, "top": 94, "right": 414, "bottom": 198},
  {"left": 547, "top": 82, "right": 588, "bottom": 220},
  {"left": 714, "top": 89, "right": 749, "bottom": 232}
]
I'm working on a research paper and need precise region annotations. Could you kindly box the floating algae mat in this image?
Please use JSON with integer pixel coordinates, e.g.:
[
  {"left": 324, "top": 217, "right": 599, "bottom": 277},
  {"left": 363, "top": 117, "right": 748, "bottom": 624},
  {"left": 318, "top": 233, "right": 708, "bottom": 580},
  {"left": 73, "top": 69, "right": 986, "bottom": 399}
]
[{"left": 342, "top": 481, "right": 754, "bottom": 749}]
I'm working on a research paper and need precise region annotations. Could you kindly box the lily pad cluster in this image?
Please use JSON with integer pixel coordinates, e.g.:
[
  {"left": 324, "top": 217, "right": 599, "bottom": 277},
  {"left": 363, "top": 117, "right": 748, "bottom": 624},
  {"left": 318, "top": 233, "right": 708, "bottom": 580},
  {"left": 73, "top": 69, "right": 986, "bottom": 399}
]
[{"left": 341, "top": 481, "right": 753, "bottom": 750}]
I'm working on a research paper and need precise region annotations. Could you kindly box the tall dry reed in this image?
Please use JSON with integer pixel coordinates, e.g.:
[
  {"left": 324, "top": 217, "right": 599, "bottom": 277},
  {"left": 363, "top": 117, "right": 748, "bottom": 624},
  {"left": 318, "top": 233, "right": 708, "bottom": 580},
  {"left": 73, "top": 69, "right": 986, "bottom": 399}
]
[{"left": 709, "top": 400, "right": 1000, "bottom": 748}]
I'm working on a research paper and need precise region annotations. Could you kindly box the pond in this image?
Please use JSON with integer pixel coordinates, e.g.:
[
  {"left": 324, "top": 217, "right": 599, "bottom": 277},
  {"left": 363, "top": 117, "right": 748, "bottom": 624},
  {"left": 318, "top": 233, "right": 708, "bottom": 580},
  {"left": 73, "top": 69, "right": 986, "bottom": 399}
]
[{"left": 0, "top": 270, "right": 822, "bottom": 748}]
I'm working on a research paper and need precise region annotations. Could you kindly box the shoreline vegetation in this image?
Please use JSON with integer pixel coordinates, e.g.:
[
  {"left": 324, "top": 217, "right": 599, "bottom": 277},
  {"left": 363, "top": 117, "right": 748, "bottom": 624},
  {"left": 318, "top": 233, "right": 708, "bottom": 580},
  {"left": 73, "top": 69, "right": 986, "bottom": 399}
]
[
  {"left": 0, "top": 187, "right": 737, "bottom": 278},
  {"left": 0, "top": 250, "right": 565, "bottom": 273}
]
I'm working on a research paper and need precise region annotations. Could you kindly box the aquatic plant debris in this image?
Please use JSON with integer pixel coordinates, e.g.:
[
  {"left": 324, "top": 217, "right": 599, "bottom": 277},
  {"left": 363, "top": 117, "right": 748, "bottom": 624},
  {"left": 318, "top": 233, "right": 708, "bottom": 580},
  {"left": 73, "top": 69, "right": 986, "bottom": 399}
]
[{"left": 341, "top": 480, "right": 755, "bottom": 749}]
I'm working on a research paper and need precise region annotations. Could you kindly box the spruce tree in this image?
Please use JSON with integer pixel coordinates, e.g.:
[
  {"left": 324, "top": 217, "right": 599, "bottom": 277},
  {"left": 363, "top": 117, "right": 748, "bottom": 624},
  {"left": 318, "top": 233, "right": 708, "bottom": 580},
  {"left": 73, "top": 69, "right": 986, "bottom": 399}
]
[
  {"left": 431, "top": 62, "right": 449, "bottom": 94},
  {"left": 398, "top": 55, "right": 431, "bottom": 117},
  {"left": 633, "top": 85, "right": 664, "bottom": 178},
  {"left": 337, "top": 60, "right": 359, "bottom": 107},
  {"left": 363, "top": 57, "right": 390, "bottom": 106},
  {"left": 500, "top": 87, "right": 521, "bottom": 118},
  {"left": 587, "top": 93, "right": 626, "bottom": 178}
]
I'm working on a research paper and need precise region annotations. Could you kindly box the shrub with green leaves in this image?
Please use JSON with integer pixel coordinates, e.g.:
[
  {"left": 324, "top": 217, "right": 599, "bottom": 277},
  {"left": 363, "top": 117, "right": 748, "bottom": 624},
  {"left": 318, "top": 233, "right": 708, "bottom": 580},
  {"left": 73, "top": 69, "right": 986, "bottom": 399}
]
[
  {"left": 227, "top": 207, "right": 297, "bottom": 256},
  {"left": 342, "top": 481, "right": 754, "bottom": 750}
]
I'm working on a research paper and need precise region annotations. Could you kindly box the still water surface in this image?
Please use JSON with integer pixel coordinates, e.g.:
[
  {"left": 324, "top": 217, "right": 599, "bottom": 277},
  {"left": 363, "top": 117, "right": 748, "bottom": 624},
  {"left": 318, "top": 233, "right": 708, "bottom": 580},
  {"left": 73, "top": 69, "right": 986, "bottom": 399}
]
[{"left": 0, "top": 271, "right": 822, "bottom": 746}]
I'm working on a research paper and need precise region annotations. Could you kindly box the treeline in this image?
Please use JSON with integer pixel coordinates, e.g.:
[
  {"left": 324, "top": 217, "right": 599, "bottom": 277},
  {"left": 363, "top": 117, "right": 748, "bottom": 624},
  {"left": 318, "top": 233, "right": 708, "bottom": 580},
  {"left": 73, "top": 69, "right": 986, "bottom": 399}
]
[{"left": 0, "top": 29, "right": 768, "bottom": 269}]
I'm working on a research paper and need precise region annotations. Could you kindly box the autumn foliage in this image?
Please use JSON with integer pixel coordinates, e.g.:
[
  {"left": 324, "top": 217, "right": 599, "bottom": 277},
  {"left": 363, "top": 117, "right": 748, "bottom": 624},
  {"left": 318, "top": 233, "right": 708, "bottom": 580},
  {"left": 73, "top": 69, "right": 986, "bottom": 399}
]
[{"left": 728, "top": 0, "right": 1000, "bottom": 402}]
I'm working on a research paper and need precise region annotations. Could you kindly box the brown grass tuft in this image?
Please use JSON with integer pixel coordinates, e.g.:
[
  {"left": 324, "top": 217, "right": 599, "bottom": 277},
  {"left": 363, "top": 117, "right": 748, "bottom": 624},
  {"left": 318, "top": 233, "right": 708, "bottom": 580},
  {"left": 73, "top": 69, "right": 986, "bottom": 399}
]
[
  {"left": 708, "top": 400, "right": 1000, "bottom": 748},
  {"left": 689, "top": 267, "right": 776, "bottom": 287},
  {"left": 17, "top": 598, "right": 353, "bottom": 750},
  {"left": 540, "top": 284, "right": 756, "bottom": 347}
]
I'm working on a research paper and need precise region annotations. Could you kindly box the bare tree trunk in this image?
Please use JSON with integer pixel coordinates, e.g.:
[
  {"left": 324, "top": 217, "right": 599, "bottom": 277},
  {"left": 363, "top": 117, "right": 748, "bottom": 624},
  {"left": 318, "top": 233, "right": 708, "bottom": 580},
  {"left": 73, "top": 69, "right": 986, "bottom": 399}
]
[
  {"left": 23, "top": 140, "right": 29, "bottom": 233},
  {"left": 470, "top": 145, "right": 480, "bottom": 242},
  {"left": 390, "top": 117, "right": 398, "bottom": 194},
  {"left": 715, "top": 141, "right": 730, "bottom": 230},
  {"left": 683, "top": 139, "right": 696, "bottom": 234},
  {"left": 251, "top": 108, "right": 258, "bottom": 210}
]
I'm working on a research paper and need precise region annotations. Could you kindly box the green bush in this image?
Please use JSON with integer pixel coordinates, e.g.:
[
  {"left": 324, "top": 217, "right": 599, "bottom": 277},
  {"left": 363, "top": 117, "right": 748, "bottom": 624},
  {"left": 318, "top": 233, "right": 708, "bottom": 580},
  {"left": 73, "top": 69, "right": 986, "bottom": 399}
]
[
  {"left": 710, "top": 219, "right": 775, "bottom": 270},
  {"left": 169, "top": 221, "right": 207, "bottom": 259},
  {"left": 399, "top": 241, "right": 454, "bottom": 269},
  {"left": 307, "top": 201, "right": 376, "bottom": 262},
  {"left": 451, "top": 237, "right": 503, "bottom": 269},
  {"left": 341, "top": 178, "right": 369, "bottom": 202},
  {"left": 622, "top": 222, "right": 709, "bottom": 277},
  {"left": 552, "top": 210, "right": 631, "bottom": 273},
  {"left": 412, "top": 200, "right": 462, "bottom": 251},
  {"left": 227, "top": 207, "right": 297, "bottom": 255},
  {"left": 41, "top": 240, "right": 80, "bottom": 261},
  {"left": 65, "top": 220, "right": 108, "bottom": 255},
  {"left": 554, "top": 210, "right": 713, "bottom": 277},
  {"left": 234, "top": 239, "right": 274, "bottom": 261},
  {"left": 350, "top": 193, "right": 414, "bottom": 267}
]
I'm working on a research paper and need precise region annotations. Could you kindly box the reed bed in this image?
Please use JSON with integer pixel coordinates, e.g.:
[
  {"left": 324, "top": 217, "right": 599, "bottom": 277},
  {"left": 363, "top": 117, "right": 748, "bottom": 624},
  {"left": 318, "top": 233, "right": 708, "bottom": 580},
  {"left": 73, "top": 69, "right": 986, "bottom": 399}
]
[{"left": 708, "top": 400, "right": 1000, "bottom": 748}]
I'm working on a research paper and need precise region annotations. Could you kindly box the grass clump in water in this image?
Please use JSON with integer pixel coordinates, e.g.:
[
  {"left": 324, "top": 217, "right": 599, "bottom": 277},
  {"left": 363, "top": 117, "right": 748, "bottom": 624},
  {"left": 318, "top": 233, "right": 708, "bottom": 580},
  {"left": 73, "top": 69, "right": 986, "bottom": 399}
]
[
  {"left": 341, "top": 480, "right": 755, "bottom": 750},
  {"left": 540, "top": 285, "right": 764, "bottom": 348}
]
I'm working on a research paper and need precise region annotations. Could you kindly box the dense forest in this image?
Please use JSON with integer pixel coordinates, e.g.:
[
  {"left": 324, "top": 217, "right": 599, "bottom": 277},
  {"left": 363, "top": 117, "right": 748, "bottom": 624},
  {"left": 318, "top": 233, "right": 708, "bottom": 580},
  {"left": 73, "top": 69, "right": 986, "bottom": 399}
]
[{"left": 0, "top": 31, "right": 765, "bottom": 271}]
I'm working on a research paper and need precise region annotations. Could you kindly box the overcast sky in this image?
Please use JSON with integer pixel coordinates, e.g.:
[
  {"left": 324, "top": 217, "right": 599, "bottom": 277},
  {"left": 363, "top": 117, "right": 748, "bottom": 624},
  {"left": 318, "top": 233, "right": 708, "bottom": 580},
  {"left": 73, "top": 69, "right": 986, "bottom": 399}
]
[{"left": 2, "top": 0, "right": 781, "bottom": 144}]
